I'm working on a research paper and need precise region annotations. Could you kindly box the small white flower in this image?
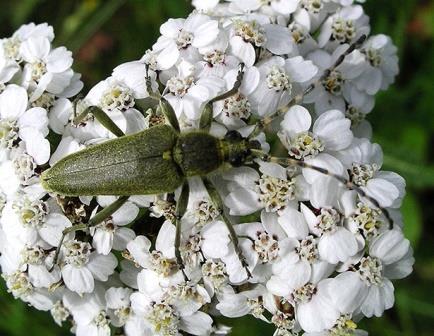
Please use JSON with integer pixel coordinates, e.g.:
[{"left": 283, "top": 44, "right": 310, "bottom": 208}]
[
  {"left": 153, "top": 13, "right": 220, "bottom": 70},
  {"left": 20, "top": 36, "right": 75, "bottom": 101},
  {"left": 64, "top": 291, "right": 112, "bottom": 336},
  {"left": 0, "top": 85, "right": 50, "bottom": 164},
  {"left": 224, "top": 164, "right": 297, "bottom": 215},
  {"left": 279, "top": 105, "right": 353, "bottom": 183},
  {"left": 229, "top": 18, "right": 294, "bottom": 67},
  {"left": 105, "top": 287, "right": 133, "bottom": 327},
  {"left": 356, "top": 34, "right": 399, "bottom": 94},
  {"left": 164, "top": 60, "right": 224, "bottom": 120},
  {"left": 318, "top": 5, "right": 370, "bottom": 49},
  {"left": 90, "top": 196, "right": 138, "bottom": 255},
  {"left": 300, "top": 204, "right": 359, "bottom": 264},
  {"left": 1, "top": 195, "right": 71, "bottom": 247},
  {"left": 329, "top": 229, "right": 413, "bottom": 318},
  {"left": 251, "top": 56, "right": 318, "bottom": 116},
  {"left": 60, "top": 240, "right": 118, "bottom": 294}
]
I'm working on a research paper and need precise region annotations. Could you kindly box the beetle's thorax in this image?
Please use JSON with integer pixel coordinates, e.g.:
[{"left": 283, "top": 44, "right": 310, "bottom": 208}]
[
  {"left": 173, "top": 131, "right": 223, "bottom": 177},
  {"left": 173, "top": 131, "right": 249, "bottom": 177}
]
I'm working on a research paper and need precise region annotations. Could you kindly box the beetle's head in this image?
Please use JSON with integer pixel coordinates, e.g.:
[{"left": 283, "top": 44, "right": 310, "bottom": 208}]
[{"left": 224, "top": 130, "right": 262, "bottom": 167}]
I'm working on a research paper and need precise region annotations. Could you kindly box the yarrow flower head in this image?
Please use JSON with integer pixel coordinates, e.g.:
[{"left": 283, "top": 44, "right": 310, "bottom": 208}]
[{"left": 0, "top": 2, "right": 412, "bottom": 336}]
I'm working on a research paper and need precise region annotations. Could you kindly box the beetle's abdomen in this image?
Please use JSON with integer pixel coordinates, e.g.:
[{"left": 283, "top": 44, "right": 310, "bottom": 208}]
[
  {"left": 42, "top": 125, "right": 184, "bottom": 196},
  {"left": 174, "top": 132, "right": 223, "bottom": 177}
]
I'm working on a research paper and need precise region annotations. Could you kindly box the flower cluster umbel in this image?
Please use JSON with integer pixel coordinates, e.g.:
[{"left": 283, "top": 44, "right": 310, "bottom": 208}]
[{"left": 0, "top": 2, "right": 412, "bottom": 336}]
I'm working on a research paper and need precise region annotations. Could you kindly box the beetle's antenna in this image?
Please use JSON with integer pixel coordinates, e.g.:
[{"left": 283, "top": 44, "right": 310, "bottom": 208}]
[
  {"left": 249, "top": 35, "right": 367, "bottom": 138},
  {"left": 250, "top": 150, "right": 394, "bottom": 230},
  {"left": 209, "top": 63, "right": 246, "bottom": 104},
  {"left": 174, "top": 181, "right": 190, "bottom": 282},
  {"left": 72, "top": 93, "right": 85, "bottom": 120},
  {"left": 199, "top": 63, "right": 246, "bottom": 132},
  {"left": 145, "top": 64, "right": 161, "bottom": 100}
]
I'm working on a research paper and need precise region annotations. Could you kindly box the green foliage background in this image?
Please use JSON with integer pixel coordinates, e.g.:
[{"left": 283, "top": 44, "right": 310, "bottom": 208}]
[{"left": 0, "top": 0, "right": 433, "bottom": 335}]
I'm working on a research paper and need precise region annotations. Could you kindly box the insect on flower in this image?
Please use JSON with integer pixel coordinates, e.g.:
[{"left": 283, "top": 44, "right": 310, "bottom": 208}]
[{"left": 41, "top": 35, "right": 392, "bottom": 277}]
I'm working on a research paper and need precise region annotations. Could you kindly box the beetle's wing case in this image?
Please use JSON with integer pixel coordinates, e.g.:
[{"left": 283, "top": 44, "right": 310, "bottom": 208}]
[{"left": 42, "top": 125, "right": 184, "bottom": 196}]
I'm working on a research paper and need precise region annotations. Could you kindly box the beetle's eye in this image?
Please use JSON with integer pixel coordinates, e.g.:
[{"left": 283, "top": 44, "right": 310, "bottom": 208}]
[
  {"left": 225, "top": 130, "right": 243, "bottom": 142},
  {"left": 229, "top": 154, "right": 244, "bottom": 167},
  {"left": 249, "top": 140, "right": 262, "bottom": 150}
]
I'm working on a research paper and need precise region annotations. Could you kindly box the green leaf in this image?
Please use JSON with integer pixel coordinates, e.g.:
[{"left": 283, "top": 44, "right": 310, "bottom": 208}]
[
  {"left": 382, "top": 154, "right": 434, "bottom": 188},
  {"left": 59, "top": 0, "right": 126, "bottom": 53},
  {"left": 11, "top": 0, "right": 42, "bottom": 26},
  {"left": 401, "top": 192, "right": 423, "bottom": 246}
]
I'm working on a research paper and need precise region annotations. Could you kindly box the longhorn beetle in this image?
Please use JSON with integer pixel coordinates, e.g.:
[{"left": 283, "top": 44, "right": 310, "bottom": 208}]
[{"left": 42, "top": 35, "right": 392, "bottom": 276}]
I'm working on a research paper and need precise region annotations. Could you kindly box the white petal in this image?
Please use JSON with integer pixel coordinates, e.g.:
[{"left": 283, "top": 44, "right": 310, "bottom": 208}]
[
  {"left": 230, "top": 36, "right": 256, "bottom": 67},
  {"left": 278, "top": 207, "right": 309, "bottom": 239},
  {"left": 361, "top": 278, "right": 394, "bottom": 317},
  {"left": 61, "top": 265, "right": 94, "bottom": 294},
  {"left": 285, "top": 56, "right": 318, "bottom": 83},
  {"left": 369, "top": 230, "right": 410, "bottom": 265},
  {"left": 264, "top": 24, "right": 293, "bottom": 55},
  {"left": 87, "top": 252, "right": 118, "bottom": 281},
  {"left": 310, "top": 176, "right": 340, "bottom": 209},
  {"left": 329, "top": 272, "right": 368, "bottom": 314},
  {"left": 225, "top": 188, "right": 262, "bottom": 215},
  {"left": 124, "top": 109, "right": 147, "bottom": 134},
  {"left": 216, "top": 292, "right": 250, "bottom": 318},
  {"left": 297, "top": 283, "right": 340, "bottom": 333},
  {"left": 201, "top": 221, "right": 230, "bottom": 258},
  {"left": 303, "top": 153, "right": 344, "bottom": 184},
  {"left": 113, "top": 227, "right": 136, "bottom": 251},
  {"left": 157, "top": 41, "right": 180, "bottom": 70},
  {"left": 280, "top": 105, "right": 312, "bottom": 137},
  {"left": 18, "top": 107, "right": 48, "bottom": 131},
  {"left": 19, "top": 127, "right": 50, "bottom": 165},
  {"left": 155, "top": 220, "right": 176, "bottom": 258},
  {"left": 318, "top": 228, "right": 358, "bottom": 264},
  {"left": 365, "top": 178, "right": 399, "bottom": 208},
  {"left": 112, "top": 202, "right": 139, "bottom": 226},
  {"left": 20, "top": 36, "right": 50, "bottom": 62},
  {"left": 267, "top": 275, "right": 292, "bottom": 297},
  {"left": 180, "top": 311, "right": 213, "bottom": 335},
  {"left": 46, "top": 69, "right": 74, "bottom": 94},
  {"left": 92, "top": 229, "right": 114, "bottom": 255},
  {"left": 313, "top": 109, "right": 353, "bottom": 151},
  {"left": 127, "top": 235, "right": 152, "bottom": 268},
  {"left": 49, "top": 98, "right": 73, "bottom": 134},
  {"left": 160, "top": 19, "right": 185, "bottom": 38},
  {"left": 0, "top": 84, "right": 28, "bottom": 119},
  {"left": 47, "top": 47, "right": 73, "bottom": 73},
  {"left": 39, "top": 213, "right": 71, "bottom": 246},
  {"left": 193, "top": 21, "right": 219, "bottom": 48}
]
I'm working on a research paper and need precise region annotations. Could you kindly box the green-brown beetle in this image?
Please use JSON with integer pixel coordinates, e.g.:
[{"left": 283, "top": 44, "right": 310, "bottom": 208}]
[{"left": 42, "top": 37, "right": 392, "bottom": 274}]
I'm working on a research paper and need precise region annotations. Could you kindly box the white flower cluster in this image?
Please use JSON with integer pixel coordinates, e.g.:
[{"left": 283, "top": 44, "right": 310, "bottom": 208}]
[{"left": 0, "top": 2, "right": 412, "bottom": 336}]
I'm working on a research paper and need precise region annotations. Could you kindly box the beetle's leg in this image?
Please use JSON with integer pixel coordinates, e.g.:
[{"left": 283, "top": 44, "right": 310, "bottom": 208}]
[
  {"left": 73, "top": 105, "right": 125, "bottom": 137},
  {"left": 202, "top": 177, "right": 252, "bottom": 279},
  {"left": 210, "top": 63, "right": 246, "bottom": 104},
  {"left": 144, "top": 65, "right": 181, "bottom": 132},
  {"left": 199, "top": 63, "right": 246, "bottom": 132},
  {"left": 249, "top": 35, "right": 367, "bottom": 138},
  {"left": 145, "top": 64, "right": 161, "bottom": 101},
  {"left": 250, "top": 150, "right": 394, "bottom": 229},
  {"left": 158, "top": 97, "right": 181, "bottom": 133},
  {"left": 50, "top": 196, "right": 130, "bottom": 271},
  {"left": 174, "top": 181, "right": 190, "bottom": 280}
]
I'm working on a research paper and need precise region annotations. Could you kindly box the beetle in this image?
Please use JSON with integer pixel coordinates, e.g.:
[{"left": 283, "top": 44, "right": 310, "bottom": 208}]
[{"left": 42, "top": 36, "right": 392, "bottom": 275}]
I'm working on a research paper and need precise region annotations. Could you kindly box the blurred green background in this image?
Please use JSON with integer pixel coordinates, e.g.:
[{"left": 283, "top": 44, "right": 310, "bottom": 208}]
[{"left": 0, "top": 0, "right": 433, "bottom": 335}]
